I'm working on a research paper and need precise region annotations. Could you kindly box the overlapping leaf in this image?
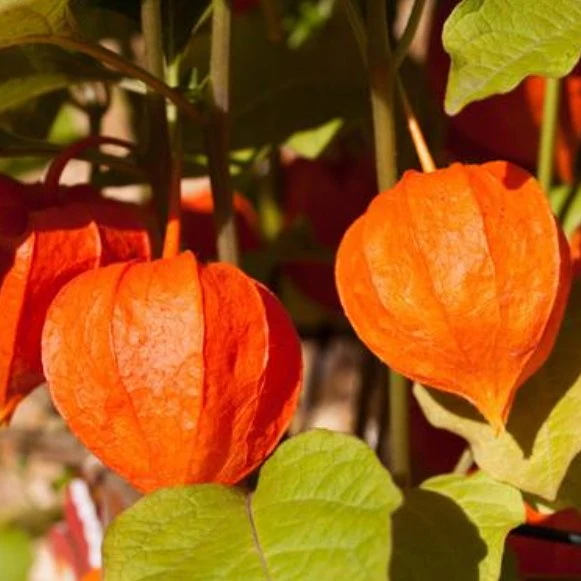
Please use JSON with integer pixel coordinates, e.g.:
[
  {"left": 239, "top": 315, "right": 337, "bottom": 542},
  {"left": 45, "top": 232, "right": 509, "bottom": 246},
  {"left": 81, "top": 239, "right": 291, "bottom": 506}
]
[
  {"left": 391, "top": 472, "right": 524, "bottom": 581},
  {"left": 103, "top": 430, "right": 402, "bottom": 581},
  {"left": 180, "top": 12, "right": 367, "bottom": 152},
  {"left": 0, "top": 46, "right": 117, "bottom": 114},
  {"left": 443, "top": 0, "right": 581, "bottom": 114},
  {"left": 0, "top": 0, "right": 75, "bottom": 46},
  {"left": 415, "top": 281, "right": 581, "bottom": 502}
]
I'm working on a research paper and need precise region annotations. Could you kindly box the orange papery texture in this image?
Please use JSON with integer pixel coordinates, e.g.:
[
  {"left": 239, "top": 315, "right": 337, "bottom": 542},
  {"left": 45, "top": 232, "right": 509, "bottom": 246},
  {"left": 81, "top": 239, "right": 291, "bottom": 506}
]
[
  {"left": 181, "top": 182, "right": 262, "bottom": 261},
  {"left": 0, "top": 175, "right": 151, "bottom": 423},
  {"left": 335, "top": 162, "right": 571, "bottom": 430},
  {"left": 282, "top": 153, "right": 377, "bottom": 312},
  {"left": 41, "top": 251, "right": 303, "bottom": 493}
]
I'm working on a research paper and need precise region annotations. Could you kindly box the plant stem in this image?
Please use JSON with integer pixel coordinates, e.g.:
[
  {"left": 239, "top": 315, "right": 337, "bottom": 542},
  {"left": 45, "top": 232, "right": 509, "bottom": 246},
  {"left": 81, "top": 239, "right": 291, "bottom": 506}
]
[
  {"left": 537, "top": 77, "right": 561, "bottom": 193},
  {"left": 17, "top": 35, "right": 203, "bottom": 125},
  {"left": 366, "top": 0, "right": 409, "bottom": 488},
  {"left": 366, "top": 0, "right": 397, "bottom": 190},
  {"left": 393, "top": 0, "right": 427, "bottom": 68},
  {"left": 163, "top": 130, "right": 183, "bottom": 259},
  {"left": 397, "top": 78, "right": 436, "bottom": 172},
  {"left": 206, "top": 0, "right": 239, "bottom": 264},
  {"left": 141, "top": 0, "right": 173, "bottom": 235},
  {"left": 342, "top": 0, "right": 434, "bottom": 176},
  {"left": 44, "top": 135, "right": 138, "bottom": 193},
  {"left": 453, "top": 446, "right": 474, "bottom": 475}
]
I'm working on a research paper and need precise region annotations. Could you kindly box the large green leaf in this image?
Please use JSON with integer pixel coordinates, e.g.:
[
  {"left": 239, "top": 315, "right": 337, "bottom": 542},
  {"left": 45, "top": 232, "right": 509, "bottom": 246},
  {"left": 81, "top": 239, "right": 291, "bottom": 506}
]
[
  {"left": 0, "top": 527, "right": 33, "bottom": 581},
  {"left": 180, "top": 11, "right": 368, "bottom": 153},
  {"left": 443, "top": 0, "right": 581, "bottom": 114},
  {"left": 0, "top": 0, "right": 76, "bottom": 46},
  {"left": 0, "top": 45, "right": 117, "bottom": 114},
  {"left": 391, "top": 472, "right": 524, "bottom": 581},
  {"left": 415, "top": 281, "right": 581, "bottom": 502},
  {"left": 103, "top": 430, "right": 401, "bottom": 581}
]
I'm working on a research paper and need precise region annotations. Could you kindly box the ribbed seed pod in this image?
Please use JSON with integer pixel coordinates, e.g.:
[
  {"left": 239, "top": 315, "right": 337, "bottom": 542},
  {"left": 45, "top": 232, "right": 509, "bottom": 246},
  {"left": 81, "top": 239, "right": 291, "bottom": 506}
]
[
  {"left": 335, "top": 161, "right": 571, "bottom": 429},
  {"left": 42, "top": 251, "right": 302, "bottom": 492}
]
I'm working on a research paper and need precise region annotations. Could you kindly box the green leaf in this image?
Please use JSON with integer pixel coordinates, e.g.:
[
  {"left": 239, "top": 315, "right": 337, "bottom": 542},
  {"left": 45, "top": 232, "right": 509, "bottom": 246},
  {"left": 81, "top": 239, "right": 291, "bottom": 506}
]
[
  {"left": 0, "top": 0, "right": 76, "bottom": 46},
  {"left": 180, "top": 10, "right": 368, "bottom": 153},
  {"left": 391, "top": 472, "right": 524, "bottom": 581},
  {"left": 103, "top": 430, "right": 401, "bottom": 581},
  {"left": 443, "top": 0, "right": 581, "bottom": 114},
  {"left": 0, "top": 45, "right": 117, "bottom": 114},
  {"left": 414, "top": 280, "right": 581, "bottom": 502},
  {"left": 0, "top": 527, "right": 33, "bottom": 581},
  {"left": 550, "top": 182, "right": 581, "bottom": 235},
  {"left": 285, "top": 118, "right": 344, "bottom": 160}
]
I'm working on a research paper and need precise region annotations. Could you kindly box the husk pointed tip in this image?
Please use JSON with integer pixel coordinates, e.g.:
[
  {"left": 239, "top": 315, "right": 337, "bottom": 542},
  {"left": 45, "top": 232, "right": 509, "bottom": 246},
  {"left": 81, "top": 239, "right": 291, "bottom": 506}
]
[{"left": 480, "top": 405, "right": 506, "bottom": 437}]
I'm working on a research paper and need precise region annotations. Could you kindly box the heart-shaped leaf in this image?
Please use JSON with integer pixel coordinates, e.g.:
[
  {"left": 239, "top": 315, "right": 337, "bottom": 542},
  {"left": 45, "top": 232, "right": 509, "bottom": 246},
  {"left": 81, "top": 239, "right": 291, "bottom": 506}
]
[
  {"left": 180, "top": 12, "right": 368, "bottom": 153},
  {"left": 391, "top": 472, "right": 524, "bottom": 581},
  {"left": 0, "top": 0, "right": 75, "bottom": 47},
  {"left": 414, "top": 281, "right": 581, "bottom": 502},
  {"left": 0, "top": 46, "right": 117, "bottom": 114},
  {"left": 443, "top": 0, "right": 581, "bottom": 114},
  {"left": 103, "top": 430, "right": 402, "bottom": 581}
]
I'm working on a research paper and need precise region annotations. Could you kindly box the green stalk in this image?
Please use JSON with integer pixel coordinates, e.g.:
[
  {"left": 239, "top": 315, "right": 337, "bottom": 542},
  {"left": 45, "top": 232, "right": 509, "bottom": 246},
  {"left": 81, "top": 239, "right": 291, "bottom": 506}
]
[
  {"left": 365, "top": 0, "right": 409, "bottom": 488},
  {"left": 14, "top": 35, "right": 202, "bottom": 124},
  {"left": 206, "top": 0, "right": 239, "bottom": 265},
  {"left": 393, "top": 0, "right": 427, "bottom": 68},
  {"left": 537, "top": 77, "right": 561, "bottom": 193},
  {"left": 141, "top": 0, "right": 172, "bottom": 233},
  {"left": 366, "top": 0, "right": 397, "bottom": 190}
]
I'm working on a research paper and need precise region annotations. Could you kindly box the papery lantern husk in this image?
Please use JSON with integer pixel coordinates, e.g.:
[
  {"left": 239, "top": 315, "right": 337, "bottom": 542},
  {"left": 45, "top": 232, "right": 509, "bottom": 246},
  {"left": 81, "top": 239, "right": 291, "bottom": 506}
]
[
  {"left": 41, "top": 251, "right": 303, "bottom": 492},
  {"left": 0, "top": 177, "right": 151, "bottom": 422},
  {"left": 335, "top": 161, "right": 571, "bottom": 430}
]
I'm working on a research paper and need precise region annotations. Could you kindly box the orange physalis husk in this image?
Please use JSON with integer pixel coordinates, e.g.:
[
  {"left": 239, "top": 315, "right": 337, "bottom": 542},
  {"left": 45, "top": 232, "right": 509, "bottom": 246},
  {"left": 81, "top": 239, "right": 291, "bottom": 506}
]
[
  {"left": 181, "top": 178, "right": 262, "bottom": 260},
  {"left": 0, "top": 150, "right": 151, "bottom": 423},
  {"left": 335, "top": 161, "right": 571, "bottom": 431},
  {"left": 42, "top": 251, "right": 303, "bottom": 492}
]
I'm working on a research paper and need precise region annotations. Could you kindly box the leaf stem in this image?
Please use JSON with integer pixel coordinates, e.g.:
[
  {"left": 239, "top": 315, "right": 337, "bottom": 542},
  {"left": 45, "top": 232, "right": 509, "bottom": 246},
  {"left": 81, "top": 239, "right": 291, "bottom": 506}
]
[
  {"left": 162, "top": 130, "right": 183, "bottom": 259},
  {"left": 141, "top": 0, "right": 173, "bottom": 239},
  {"left": 14, "top": 35, "right": 203, "bottom": 125},
  {"left": 44, "top": 135, "right": 138, "bottom": 193},
  {"left": 453, "top": 446, "right": 474, "bottom": 475},
  {"left": 537, "top": 77, "right": 561, "bottom": 193},
  {"left": 366, "top": 0, "right": 397, "bottom": 190},
  {"left": 206, "top": 0, "right": 239, "bottom": 265},
  {"left": 365, "top": 0, "right": 410, "bottom": 488},
  {"left": 397, "top": 78, "right": 436, "bottom": 172},
  {"left": 393, "top": 0, "right": 427, "bottom": 68}
]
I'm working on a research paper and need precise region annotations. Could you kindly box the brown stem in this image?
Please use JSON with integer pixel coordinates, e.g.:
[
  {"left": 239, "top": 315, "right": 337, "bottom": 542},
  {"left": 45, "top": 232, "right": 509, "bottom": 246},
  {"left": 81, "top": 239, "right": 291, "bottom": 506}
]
[
  {"left": 44, "top": 135, "right": 138, "bottom": 193},
  {"left": 14, "top": 35, "right": 203, "bottom": 125},
  {"left": 207, "top": 0, "right": 239, "bottom": 264},
  {"left": 397, "top": 78, "right": 436, "bottom": 172}
]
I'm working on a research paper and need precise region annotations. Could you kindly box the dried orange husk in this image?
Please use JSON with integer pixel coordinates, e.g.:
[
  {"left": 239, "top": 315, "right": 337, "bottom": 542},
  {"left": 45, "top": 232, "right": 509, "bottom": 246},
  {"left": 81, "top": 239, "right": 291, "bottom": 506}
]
[
  {"left": 335, "top": 161, "right": 571, "bottom": 430},
  {"left": 0, "top": 177, "right": 151, "bottom": 423},
  {"left": 42, "top": 251, "right": 303, "bottom": 492}
]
